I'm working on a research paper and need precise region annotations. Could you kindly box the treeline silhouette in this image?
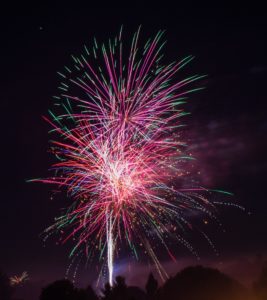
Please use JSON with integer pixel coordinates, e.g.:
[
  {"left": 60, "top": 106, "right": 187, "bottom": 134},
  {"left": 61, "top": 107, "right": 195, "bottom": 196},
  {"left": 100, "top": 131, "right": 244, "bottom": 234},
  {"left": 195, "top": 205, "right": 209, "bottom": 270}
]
[{"left": 1, "top": 264, "right": 267, "bottom": 300}]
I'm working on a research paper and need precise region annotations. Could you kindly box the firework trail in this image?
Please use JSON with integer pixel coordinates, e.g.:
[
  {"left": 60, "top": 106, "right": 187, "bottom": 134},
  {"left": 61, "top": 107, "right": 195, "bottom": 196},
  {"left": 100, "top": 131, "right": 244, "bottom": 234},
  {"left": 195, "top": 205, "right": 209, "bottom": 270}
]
[{"left": 32, "top": 27, "right": 236, "bottom": 285}]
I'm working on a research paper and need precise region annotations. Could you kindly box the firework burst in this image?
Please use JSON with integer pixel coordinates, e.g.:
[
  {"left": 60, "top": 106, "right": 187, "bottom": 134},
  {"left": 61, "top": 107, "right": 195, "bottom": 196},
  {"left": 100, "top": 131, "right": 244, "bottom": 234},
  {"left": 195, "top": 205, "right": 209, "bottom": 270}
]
[
  {"left": 10, "top": 272, "right": 29, "bottom": 286},
  {"left": 32, "top": 28, "right": 236, "bottom": 285}
]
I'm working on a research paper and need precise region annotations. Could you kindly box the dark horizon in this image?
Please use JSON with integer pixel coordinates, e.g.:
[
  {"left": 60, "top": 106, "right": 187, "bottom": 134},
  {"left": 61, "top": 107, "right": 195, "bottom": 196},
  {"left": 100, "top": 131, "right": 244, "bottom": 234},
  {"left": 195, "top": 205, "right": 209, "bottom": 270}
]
[{"left": 1, "top": 3, "right": 267, "bottom": 300}]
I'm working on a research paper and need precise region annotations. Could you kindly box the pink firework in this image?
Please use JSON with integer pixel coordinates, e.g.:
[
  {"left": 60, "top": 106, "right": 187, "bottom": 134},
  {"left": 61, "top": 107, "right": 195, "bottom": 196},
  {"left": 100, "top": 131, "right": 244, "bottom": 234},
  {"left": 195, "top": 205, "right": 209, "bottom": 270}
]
[{"left": 32, "top": 28, "right": 230, "bottom": 285}]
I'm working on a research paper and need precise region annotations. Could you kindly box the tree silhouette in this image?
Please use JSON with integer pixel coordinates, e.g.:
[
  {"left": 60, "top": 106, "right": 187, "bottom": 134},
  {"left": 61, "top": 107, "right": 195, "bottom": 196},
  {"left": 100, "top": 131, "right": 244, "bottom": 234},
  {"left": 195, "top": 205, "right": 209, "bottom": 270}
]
[
  {"left": 101, "top": 282, "right": 112, "bottom": 300},
  {"left": 145, "top": 273, "right": 158, "bottom": 299},
  {"left": 0, "top": 270, "right": 13, "bottom": 300},
  {"left": 156, "top": 265, "right": 250, "bottom": 300},
  {"left": 85, "top": 285, "right": 98, "bottom": 300},
  {"left": 40, "top": 279, "right": 76, "bottom": 300},
  {"left": 254, "top": 261, "right": 267, "bottom": 300},
  {"left": 108, "top": 276, "right": 128, "bottom": 300},
  {"left": 40, "top": 279, "right": 98, "bottom": 300},
  {"left": 75, "top": 288, "right": 89, "bottom": 300},
  {"left": 101, "top": 276, "right": 146, "bottom": 300},
  {"left": 75, "top": 287, "right": 99, "bottom": 300},
  {"left": 126, "top": 286, "right": 146, "bottom": 300},
  {"left": 36, "top": 265, "right": 258, "bottom": 300}
]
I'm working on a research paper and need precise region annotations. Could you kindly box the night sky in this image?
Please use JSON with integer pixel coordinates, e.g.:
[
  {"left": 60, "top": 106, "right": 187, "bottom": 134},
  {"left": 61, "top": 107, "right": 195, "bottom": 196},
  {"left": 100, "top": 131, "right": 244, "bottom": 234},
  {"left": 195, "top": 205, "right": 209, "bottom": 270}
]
[{"left": 1, "top": 3, "right": 267, "bottom": 299}]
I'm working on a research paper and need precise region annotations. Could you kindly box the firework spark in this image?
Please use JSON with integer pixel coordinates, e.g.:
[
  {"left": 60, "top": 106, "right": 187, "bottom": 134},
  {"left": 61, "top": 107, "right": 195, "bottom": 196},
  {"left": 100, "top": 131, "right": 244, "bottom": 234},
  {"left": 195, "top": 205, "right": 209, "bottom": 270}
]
[
  {"left": 32, "top": 28, "right": 235, "bottom": 285},
  {"left": 10, "top": 272, "right": 29, "bottom": 286}
]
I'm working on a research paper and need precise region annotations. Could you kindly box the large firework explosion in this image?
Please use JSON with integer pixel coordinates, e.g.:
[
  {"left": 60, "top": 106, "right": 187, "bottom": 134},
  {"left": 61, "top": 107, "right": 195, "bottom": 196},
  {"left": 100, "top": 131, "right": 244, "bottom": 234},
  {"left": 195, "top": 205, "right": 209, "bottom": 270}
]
[{"left": 32, "top": 28, "right": 236, "bottom": 285}]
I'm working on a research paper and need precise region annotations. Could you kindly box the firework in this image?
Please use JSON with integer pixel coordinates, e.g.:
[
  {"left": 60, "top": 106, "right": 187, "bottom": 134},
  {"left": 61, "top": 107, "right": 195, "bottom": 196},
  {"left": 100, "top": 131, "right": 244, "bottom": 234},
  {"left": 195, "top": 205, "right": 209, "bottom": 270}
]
[
  {"left": 10, "top": 272, "right": 29, "bottom": 286},
  {"left": 32, "top": 28, "right": 234, "bottom": 285}
]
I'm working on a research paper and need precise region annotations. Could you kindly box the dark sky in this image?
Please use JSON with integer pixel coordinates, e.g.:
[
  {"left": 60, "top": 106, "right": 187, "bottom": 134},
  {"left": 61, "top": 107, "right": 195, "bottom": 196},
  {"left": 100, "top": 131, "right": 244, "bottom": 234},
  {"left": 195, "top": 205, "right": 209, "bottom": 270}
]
[{"left": 1, "top": 2, "right": 267, "bottom": 298}]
